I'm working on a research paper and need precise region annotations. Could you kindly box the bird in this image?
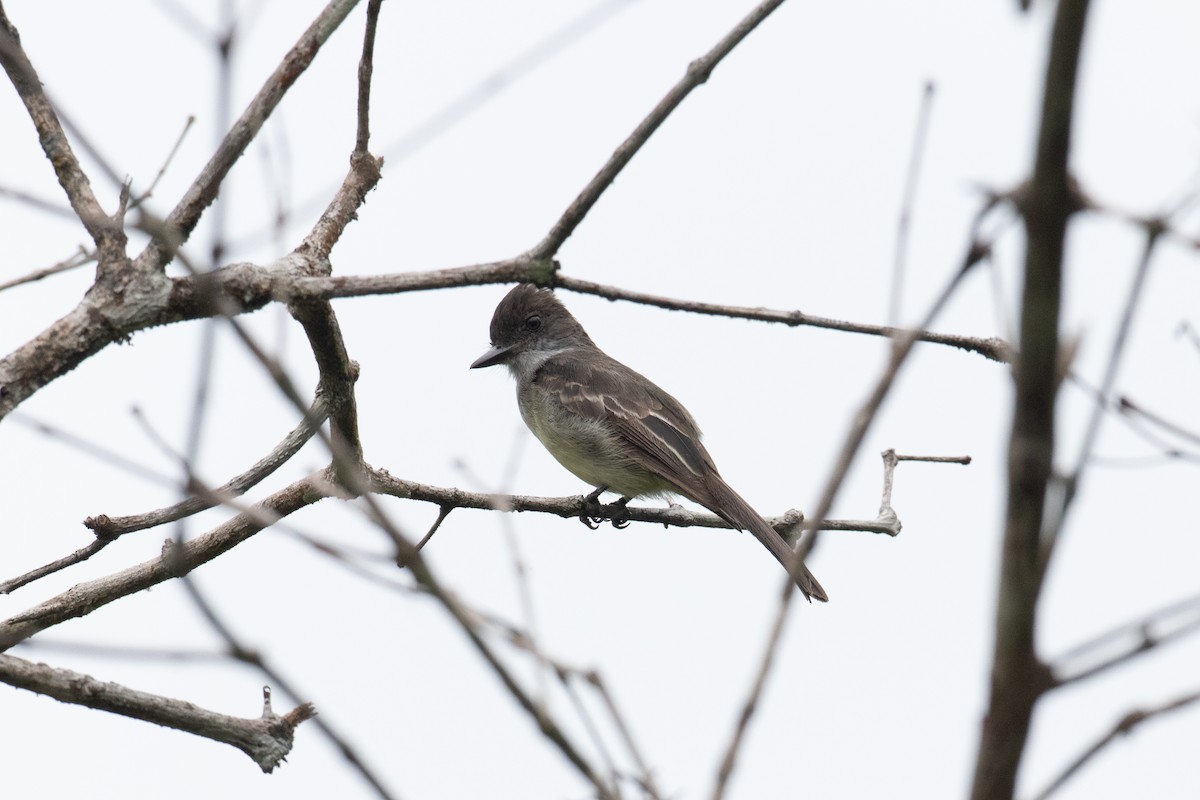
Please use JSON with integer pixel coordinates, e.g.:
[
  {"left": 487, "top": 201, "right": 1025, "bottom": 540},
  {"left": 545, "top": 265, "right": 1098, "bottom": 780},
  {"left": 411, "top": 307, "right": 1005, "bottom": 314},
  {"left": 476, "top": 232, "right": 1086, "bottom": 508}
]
[{"left": 469, "top": 284, "right": 827, "bottom": 602}]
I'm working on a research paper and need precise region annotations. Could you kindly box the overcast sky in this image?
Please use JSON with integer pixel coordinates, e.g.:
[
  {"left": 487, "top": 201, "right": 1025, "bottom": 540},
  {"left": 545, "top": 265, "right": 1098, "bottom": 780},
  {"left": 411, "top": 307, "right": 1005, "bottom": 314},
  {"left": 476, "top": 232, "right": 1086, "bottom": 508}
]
[{"left": 2, "top": 1, "right": 1199, "bottom": 798}]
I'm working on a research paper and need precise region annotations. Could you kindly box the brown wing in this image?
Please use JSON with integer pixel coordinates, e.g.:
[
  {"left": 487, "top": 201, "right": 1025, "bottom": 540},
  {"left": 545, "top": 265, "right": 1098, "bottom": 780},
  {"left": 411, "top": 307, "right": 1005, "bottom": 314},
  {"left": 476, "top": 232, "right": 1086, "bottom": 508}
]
[
  {"left": 534, "top": 348, "right": 828, "bottom": 601},
  {"left": 533, "top": 348, "right": 719, "bottom": 498}
]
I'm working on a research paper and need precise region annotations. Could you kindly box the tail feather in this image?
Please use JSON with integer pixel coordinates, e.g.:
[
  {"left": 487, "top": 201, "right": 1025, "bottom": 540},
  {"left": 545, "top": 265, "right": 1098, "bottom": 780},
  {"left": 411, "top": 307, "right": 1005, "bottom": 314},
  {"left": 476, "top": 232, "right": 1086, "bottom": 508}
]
[{"left": 701, "top": 475, "right": 828, "bottom": 602}]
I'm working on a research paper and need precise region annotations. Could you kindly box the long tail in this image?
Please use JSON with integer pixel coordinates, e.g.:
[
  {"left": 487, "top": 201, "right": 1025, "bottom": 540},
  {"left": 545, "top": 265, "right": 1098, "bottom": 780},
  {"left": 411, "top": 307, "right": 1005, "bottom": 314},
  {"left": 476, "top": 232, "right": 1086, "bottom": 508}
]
[{"left": 701, "top": 474, "right": 828, "bottom": 602}]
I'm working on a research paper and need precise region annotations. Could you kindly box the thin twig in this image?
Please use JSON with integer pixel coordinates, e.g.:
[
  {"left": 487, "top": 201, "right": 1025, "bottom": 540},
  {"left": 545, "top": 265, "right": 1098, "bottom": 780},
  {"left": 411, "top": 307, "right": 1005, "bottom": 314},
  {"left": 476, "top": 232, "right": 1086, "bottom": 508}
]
[
  {"left": 225, "top": 0, "right": 639, "bottom": 255},
  {"left": 557, "top": 670, "right": 624, "bottom": 799},
  {"left": 1177, "top": 320, "right": 1200, "bottom": 353},
  {"left": 290, "top": 265, "right": 1010, "bottom": 361},
  {"left": 890, "top": 81, "right": 936, "bottom": 325},
  {"left": 555, "top": 274, "right": 1010, "bottom": 362},
  {"left": 1118, "top": 396, "right": 1200, "bottom": 449},
  {"left": 358, "top": 501, "right": 617, "bottom": 798},
  {"left": 0, "top": 539, "right": 110, "bottom": 595},
  {"left": 413, "top": 505, "right": 453, "bottom": 552},
  {"left": 1030, "top": 689, "right": 1200, "bottom": 800},
  {"left": 711, "top": 208, "right": 993, "bottom": 800},
  {"left": 174, "top": 543, "right": 399, "bottom": 799},
  {"left": 1050, "top": 591, "right": 1200, "bottom": 687},
  {"left": 1052, "top": 222, "right": 1162, "bottom": 560},
  {"left": 587, "top": 671, "right": 664, "bottom": 799},
  {"left": 354, "top": 0, "right": 383, "bottom": 156},
  {"left": 710, "top": 582, "right": 791, "bottom": 800},
  {"left": 0, "top": 399, "right": 329, "bottom": 594},
  {"left": 131, "top": 115, "right": 195, "bottom": 208},
  {"left": 0, "top": 247, "right": 93, "bottom": 293},
  {"left": 14, "top": 639, "right": 231, "bottom": 662},
  {"left": 895, "top": 453, "right": 973, "bottom": 464},
  {"left": 134, "top": 0, "right": 364, "bottom": 273},
  {"left": 98, "top": 396, "right": 330, "bottom": 538},
  {"left": 0, "top": 470, "right": 335, "bottom": 651},
  {"left": 529, "top": 0, "right": 793, "bottom": 259},
  {"left": 367, "top": 466, "right": 900, "bottom": 537},
  {"left": 7, "top": 411, "right": 175, "bottom": 485}
]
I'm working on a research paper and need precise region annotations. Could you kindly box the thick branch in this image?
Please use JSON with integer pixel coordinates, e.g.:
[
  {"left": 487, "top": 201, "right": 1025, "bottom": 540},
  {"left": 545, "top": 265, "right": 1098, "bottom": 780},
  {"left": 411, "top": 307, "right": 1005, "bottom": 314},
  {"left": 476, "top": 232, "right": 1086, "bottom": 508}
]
[
  {"left": 0, "top": 654, "right": 315, "bottom": 772},
  {"left": 287, "top": 145, "right": 386, "bottom": 470},
  {"left": 0, "top": 258, "right": 260, "bottom": 420},
  {"left": 0, "top": 158, "right": 379, "bottom": 423},
  {"left": 970, "top": 3, "right": 1092, "bottom": 799},
  {"left": 0, "top": 4, "right": 109, "bottom": 242}
]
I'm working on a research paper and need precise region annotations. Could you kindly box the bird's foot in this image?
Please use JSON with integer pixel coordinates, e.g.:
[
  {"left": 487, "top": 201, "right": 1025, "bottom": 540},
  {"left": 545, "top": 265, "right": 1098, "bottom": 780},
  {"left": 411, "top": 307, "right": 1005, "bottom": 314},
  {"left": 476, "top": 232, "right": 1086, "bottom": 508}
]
[
  {"left": 610, "top": 496, "right": 632, "bottom": 529},
  {"left": 579, "top": 486, "right": 607, "bottom": 529}
]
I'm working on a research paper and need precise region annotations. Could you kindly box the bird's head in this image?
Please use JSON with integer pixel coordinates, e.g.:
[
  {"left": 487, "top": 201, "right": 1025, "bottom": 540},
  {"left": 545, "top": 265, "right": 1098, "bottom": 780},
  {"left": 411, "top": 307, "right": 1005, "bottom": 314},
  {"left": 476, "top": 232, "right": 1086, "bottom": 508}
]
[{"left": 469, "top": 284, "right": 594, "bottom": 370}]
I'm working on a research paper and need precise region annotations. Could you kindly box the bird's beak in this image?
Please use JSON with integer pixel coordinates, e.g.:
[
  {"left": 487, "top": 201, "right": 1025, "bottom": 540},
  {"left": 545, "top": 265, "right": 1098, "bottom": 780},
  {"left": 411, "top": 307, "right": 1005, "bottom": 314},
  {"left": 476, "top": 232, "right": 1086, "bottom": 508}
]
[{"left": 470, "top": 343, "right": 514, "bottom": 369}]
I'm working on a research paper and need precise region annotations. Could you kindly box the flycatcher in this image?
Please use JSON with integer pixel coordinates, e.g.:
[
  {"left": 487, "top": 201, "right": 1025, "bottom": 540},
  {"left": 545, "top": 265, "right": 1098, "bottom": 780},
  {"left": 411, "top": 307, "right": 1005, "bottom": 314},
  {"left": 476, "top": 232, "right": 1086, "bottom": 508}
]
[{"left": 470, "top": 284, "right": 827, "bottom": 602}]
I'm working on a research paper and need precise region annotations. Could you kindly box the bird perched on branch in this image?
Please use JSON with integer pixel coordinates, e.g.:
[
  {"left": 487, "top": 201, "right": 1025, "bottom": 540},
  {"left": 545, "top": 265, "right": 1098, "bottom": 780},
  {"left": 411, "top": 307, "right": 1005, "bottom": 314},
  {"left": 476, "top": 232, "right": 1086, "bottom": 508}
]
[{"left": 470, "top": 284, "right": 827, "bottom": 602}]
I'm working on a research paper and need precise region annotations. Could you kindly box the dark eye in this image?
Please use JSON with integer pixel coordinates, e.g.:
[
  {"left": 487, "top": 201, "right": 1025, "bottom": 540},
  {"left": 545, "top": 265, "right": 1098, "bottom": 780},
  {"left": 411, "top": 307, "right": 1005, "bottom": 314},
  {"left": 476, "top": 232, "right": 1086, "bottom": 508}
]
[{"left": 524, "top": 314, "right": 542, "bottom": 332}]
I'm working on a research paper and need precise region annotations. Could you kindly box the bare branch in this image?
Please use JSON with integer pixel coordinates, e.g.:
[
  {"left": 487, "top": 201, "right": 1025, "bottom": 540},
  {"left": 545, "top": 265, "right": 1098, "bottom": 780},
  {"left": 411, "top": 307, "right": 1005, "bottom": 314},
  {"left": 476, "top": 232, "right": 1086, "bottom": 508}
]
[
  {"left": 529, "top": 0, "right": 793, "bottom": 259},
  {"left": 131, "top": 114, "right": 196, "bottom": 208},
  {"left": 0, "top": 539, "right": 109, "bottom": 596},
  {"left": 87, "top": 396, "right": 331, "bottom": 537},
  {"left": 174, "top": 524, "right": 398, "bottom": 799},
  {"left": 134, "top": 0, "right": 364, "bottom": 273},
  {"left": 260, "top": 1, "right": 385, "bottom": 465},
  {"left": 894, "top": 453, "right": 973, "bottom": 464},
  {"left": 0, "top": 655, "right": 315, "bottom": 772},
  {"left": 0, "top": 470, "right": 335, "bottom": 651},
  {"left": 712, "top": 212, "right": 990, "bottom": 800},
  {"left": 413, "top": 505, "right": 453, "bottom": 553},
  {"left": 0, "top": 238, "right": 1005, "bottom": 424},
  {"left": 0, "top": 4, "right": 110, "bottom": 242},
  {"left": 1030, "top": 689, "right": 1200, "bottom": 800},
  {"left": 890, "top": 80, "right": 937, "bottom": 325},
  {"left": 710, "top": 579, "right": 790, "bottom": 800},
  {"left": 354, "top": 0, "right": 384, "bottom": 156},
  {"left": 586, "top": 671, "right": 664, "bottom": 799},
  {"left": 288, "top": 256, "right": 544, "bottom": 300},
  {"left": 1053, "top": 222, "right": 1163, "bottom": 558},
  {"left": 344, "top": 487, "right": 617, "bottom": 799},
  {"left": 366, "top": 466, "right": 899, "bottom": 538},
  {"left": 0, "top": 166, "right": 380, "bottom": 423},
  {"left": 0, "top": 397, "right": 330, "bottom": 595},
  {"left": 287, "top": 265, "right": 1010, "bottom": 361},
  {"left": 877, "top": 450, "right": 972, "bottom": 532},
  {"left": 1050, "top": 592, "right": 1200, "bottom": 687},
  {"left": 0, "top": 247, "right": 94, "bottom": 293},
  {"left": 555, "top": 274, "right": 1010, "bottom": 362},
  {"left": 1118, "top": 396, "right": 1200, "bottom": 450},
  {"left": 970, "top": 3, "right": 1093, "bottom": 799},
  {"left": 404, "top": 550, "right": 617, "bottom": 799}
]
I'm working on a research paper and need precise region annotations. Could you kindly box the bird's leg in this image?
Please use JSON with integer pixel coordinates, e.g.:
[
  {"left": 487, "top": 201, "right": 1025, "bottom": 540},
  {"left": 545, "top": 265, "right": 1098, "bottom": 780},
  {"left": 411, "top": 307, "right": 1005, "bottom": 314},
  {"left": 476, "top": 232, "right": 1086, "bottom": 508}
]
[
  {"left": 579, "top": 486, "right": 607, "bottom": 529},
  {"left": 610, "top": 496, "right": 632, "bottom": 529}
]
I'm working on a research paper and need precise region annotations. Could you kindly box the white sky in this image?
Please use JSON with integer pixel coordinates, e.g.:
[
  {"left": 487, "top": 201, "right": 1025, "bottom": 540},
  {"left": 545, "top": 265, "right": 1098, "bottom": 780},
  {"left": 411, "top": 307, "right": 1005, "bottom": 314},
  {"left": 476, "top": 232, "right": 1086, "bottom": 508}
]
[{"left": 2, "top": 1, "right": 1199, "bottom": 798}]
